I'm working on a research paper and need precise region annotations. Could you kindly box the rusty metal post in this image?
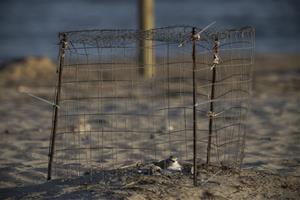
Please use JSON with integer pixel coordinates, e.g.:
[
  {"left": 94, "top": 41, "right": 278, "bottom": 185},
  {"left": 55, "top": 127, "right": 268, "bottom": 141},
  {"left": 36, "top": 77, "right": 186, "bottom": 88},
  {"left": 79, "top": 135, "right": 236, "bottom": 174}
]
[
  {"left": 206, "top": 36, "right": 219, "bottom": 165},
  {"left": 47, "top": 33, "right": 67, "bottom": 180},
  {"left": 192, "top": 27, "right": 198, "bottom": 186}
]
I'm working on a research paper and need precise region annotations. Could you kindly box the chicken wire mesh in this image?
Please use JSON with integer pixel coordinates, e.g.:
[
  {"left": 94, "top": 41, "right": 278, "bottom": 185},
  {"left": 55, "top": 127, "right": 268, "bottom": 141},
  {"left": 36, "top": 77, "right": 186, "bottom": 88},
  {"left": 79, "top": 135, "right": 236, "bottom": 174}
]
[{"left": 47, "top": 26, "right": 254, "bottom": 181}]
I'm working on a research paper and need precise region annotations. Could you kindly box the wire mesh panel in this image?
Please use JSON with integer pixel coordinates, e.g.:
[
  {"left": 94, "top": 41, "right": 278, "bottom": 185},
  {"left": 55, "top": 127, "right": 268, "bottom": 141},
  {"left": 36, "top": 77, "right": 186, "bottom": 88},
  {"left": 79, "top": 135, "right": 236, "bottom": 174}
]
[
  {"left": 195, "top": 27, "right": 255, "bottom": 168},
  {"left": 48, "top": 26, "right": 254, "bottom": 179}
]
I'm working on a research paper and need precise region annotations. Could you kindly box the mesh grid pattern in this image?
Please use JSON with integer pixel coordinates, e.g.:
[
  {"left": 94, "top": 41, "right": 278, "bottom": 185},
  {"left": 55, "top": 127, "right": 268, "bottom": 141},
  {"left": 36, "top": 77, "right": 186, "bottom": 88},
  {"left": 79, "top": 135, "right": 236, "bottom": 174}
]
[{"left": 49, "top": 26, "right": 254, "bottom": 178}]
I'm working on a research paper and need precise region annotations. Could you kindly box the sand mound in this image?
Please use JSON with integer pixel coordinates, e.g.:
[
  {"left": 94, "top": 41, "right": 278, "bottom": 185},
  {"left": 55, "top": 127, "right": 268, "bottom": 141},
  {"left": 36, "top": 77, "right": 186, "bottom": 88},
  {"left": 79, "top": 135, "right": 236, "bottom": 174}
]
[{"left": 0, "top": 56, "right": 56, "bottom": 86}]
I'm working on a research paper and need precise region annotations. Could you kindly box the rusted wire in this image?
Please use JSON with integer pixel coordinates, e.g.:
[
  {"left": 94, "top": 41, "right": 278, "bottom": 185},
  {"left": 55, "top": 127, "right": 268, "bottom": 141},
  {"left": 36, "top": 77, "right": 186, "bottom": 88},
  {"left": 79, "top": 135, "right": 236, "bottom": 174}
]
[{"left": 48, "top": 25, "right": 255, "bottom": 182}]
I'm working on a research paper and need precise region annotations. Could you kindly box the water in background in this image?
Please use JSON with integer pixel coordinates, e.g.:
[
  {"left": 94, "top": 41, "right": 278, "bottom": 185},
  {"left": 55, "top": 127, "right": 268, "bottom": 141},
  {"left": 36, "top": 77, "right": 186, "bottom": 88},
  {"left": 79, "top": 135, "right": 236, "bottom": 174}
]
[{"left": 0, "top": 0, "right": 299, "bottom": 60}]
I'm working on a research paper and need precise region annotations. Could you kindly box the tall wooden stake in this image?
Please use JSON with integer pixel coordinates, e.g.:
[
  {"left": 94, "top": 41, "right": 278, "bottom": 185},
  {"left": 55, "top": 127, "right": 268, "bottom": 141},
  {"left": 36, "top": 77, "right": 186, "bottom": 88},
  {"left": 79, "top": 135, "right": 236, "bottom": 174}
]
[
  {"left": 138, "top": 0, "right": 155, "bottom": 78},
  {"left": 192, "top": 27, "right": 198, "bottom": 186},
  {"left": 47, "top": 33, "right": 67, "bottom": 180},
  {"left": 207, "top": 36, "right": 219, "bottom": 165}
]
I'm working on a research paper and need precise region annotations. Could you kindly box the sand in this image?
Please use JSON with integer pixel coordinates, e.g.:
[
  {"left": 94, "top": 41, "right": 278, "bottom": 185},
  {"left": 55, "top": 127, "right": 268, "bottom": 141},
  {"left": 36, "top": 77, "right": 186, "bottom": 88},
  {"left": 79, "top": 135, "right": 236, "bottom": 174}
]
[{"left": 0, "top": 55, "right": 299, "bottom": 199}]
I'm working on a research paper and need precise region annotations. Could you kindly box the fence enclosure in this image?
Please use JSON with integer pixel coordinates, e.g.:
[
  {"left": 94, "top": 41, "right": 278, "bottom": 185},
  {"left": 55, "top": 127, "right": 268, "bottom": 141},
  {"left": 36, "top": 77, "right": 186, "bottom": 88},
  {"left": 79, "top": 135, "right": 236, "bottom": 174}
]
[{"left": 47, "top": 26, "right": 255, "bottom": 184}]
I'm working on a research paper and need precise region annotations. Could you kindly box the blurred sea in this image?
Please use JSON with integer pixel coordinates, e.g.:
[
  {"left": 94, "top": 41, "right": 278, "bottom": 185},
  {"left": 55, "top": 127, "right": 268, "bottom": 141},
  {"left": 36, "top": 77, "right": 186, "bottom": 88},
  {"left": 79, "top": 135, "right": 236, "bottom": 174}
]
[{"left": 0, "top": 0, "right": 299, "bottom": 60}]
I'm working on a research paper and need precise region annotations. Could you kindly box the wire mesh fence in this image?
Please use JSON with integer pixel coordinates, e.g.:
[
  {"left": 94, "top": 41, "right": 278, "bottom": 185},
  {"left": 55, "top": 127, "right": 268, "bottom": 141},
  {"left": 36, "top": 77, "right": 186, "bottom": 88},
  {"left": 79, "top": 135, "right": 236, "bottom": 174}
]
[{"left": 47, "top": 26, "right": 255, "bottom": 183}]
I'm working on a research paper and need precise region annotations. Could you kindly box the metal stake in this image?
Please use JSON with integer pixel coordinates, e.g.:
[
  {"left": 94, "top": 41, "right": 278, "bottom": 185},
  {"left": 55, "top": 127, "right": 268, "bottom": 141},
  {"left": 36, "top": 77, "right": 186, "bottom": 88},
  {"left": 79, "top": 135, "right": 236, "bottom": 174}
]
[
  {"left": 207, "top": 36, "right": 219, "bottom": 165},
  {"left": 192, "top": 27, "right": 198, "bottom": 186},
  {"left": 47, "top": 33, "right": 67, "bottom": 180}
]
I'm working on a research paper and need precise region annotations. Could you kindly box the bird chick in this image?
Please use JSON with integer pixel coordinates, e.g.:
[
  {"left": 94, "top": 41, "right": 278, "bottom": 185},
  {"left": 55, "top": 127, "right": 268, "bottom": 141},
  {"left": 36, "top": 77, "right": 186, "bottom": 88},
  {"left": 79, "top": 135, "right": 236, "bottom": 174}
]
[{"left": 154, "top": 156, "right": 182, "bottom": 172}]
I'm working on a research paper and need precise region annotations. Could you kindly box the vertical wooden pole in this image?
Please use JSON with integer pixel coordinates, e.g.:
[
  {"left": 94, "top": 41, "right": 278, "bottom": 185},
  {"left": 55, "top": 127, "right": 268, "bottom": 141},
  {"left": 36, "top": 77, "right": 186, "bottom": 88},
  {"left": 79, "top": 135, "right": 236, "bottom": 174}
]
[
  {"left": 47, "top": 33, "right": 67, "bottom": 180},
  {"left": 138, "top": 0, "right": 155, "bottom": 78},
  {"left": 206, "top": 36, "right": 219, "bottom": 165},
  {"left": 192, "top": 27, "right": 198, "bottom": 186}
]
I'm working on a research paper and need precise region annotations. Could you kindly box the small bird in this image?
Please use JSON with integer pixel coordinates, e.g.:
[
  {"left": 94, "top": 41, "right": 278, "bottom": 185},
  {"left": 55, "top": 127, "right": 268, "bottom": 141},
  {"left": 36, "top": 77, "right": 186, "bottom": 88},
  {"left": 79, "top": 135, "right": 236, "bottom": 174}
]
[{"left": 154, "top": 156, "right": 182, "bottom": 172}]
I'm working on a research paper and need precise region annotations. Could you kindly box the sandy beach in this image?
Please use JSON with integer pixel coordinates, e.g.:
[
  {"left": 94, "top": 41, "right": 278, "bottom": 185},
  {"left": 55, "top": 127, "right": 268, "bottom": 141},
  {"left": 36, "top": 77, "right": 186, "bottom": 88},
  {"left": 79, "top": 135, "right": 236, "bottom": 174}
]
[{"left": 0, "top": 54, "right": 299, "bottom": 199}]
